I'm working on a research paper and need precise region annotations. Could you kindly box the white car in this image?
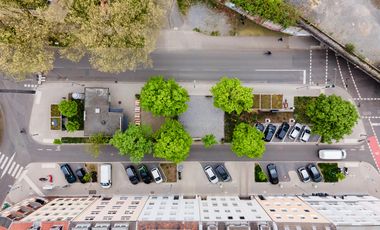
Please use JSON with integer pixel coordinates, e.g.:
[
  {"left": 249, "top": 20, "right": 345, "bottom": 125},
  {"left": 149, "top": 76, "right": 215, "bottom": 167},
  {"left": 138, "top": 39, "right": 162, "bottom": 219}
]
[
  {"left": 300, "top": 126, "right": 311, "bottom": 142},
  {"left": 297, "top": 167, "right": 311, "bottom": 182},
  {"left": 204, "top": 165, "right": 219, "bottom": 184},
  {"left": 289, "top": 123, "right": 302, "bottom": 139},
  {"left": 151, "top": 168, "right": 163, "bottom": 184}
]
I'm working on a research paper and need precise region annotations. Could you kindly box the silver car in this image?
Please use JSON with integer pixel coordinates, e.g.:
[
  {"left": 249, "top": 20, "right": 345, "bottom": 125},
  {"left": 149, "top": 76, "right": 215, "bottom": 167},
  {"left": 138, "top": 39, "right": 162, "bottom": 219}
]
[
  {"left": 300, "top": 126, "right": 311, "bottom": 142},
  {"left": 204, "top": 165, "right": 219, "bottom": 184},
  {"left": 297, "top": 167, "right": 311, "bottom": 182},
  {"left": 289, "top": 123, "right": 302, "bottom": 139}
]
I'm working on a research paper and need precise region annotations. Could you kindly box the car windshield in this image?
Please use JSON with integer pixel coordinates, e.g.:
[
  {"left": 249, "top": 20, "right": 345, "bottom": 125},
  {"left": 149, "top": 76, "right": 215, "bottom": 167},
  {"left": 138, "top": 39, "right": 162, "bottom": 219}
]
[
  {"left": 270, "top": 169, "right": 277, "bottom": 177},
  {"left": 311, "top": 167, "right": 319, "bottom": 175},
  {"left": 301, "top": 170, "right": 309, "bottom": 178},
  {"left": 210, "top": 175, "right": 216, "bottom": 180}
]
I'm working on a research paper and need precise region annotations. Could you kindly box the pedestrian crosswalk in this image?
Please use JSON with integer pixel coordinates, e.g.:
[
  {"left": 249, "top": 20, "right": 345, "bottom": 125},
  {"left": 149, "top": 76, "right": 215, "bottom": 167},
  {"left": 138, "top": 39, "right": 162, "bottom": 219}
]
[{"left": 0, "top": 152, "right": 24, "bottom": 179}]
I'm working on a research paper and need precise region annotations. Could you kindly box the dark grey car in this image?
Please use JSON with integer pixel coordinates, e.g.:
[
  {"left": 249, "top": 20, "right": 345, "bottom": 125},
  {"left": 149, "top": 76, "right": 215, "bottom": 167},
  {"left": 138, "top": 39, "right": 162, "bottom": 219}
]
[{"left": 215, "top": 165, "right": 231, "bottom": 182}]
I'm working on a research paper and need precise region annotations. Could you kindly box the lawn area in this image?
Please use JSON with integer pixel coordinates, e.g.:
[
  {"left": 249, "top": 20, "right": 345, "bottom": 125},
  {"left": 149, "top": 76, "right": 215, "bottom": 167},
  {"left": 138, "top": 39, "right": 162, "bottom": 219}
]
[
  {"left": 68, "top": 99, "right": 85, "bottom": 130},
  {"left": 50, "top": 104, "right": 61, "bottom": 117},
  {"left": 50, "top": 118, "right": 61, "bottom": 130},
  {"left": 294, "top": 96, "right": 316, "bottom": 124},
  {"left": 224, "top": 111, "right": 258, "bottom": 142},
  {"left": 261, "top": 95, "right": 271, "bottom": 109},
  {"left": 160, "top": 163, "right": 177, "bottom": 182},
  {"left": 256, "top": 111, "right": 294, "bottom": 123},
  {"left": 318, "top": 163, "right": 345, "bottom": 183},
  {"left": 253, "top": 95, "right": 260, "bottom": 109},
  {"left": 272, "top": 94, "right": 283, "bottom": 109},
  {"left": 255, "top": 164, "right": 268, "bottom": 182}
]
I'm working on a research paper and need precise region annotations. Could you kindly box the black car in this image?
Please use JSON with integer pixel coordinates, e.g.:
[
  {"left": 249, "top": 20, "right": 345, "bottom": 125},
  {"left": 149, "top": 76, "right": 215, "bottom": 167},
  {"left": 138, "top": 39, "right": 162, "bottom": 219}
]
[
  {"left": 126, "top": 165, "right": 140, "bottom": 185},
  {"left": 306, "top": 163, "right": 323, "bottom": 182},
  {"left": 275, "top": 122, "right": 290, "bottom": 140},
  {"left": 215, "top": 165, "right": 231, "bottom": 182},
  {"left": 255, "top": 123, "right": 265, "bottom": 132},
  {"left": 138, "top": 164, "right": 153, "bottom": 184},
  {"left": 75, "top": 168, "right": 87, "bottom": 183},
  {"left": 266, "top": 163, "right": 279, "bottom": 184},
  {"left": 60, "top": 164, "right": 77, "bottom": 183},
  {"left": 264, "top": 124, "right": 277, "bottom": 142}
]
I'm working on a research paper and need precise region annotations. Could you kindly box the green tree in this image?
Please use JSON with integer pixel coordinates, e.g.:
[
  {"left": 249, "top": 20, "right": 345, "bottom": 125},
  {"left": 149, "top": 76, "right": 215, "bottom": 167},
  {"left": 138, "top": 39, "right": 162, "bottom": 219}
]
[
  {"left": 211, "top": 77, "right": 253, "bottom": 115},
  {"left": 154, "top": 119, "right": 192, "bottom": 163},
  {"left": 87, "top": 133, "right": 109, "bottom": 158},
  {"left": 109, "top": 124, "right": 153, "bottom": 163},
  {"left": 231, "top": 123, "right": 266, "bottom": 158},
  {"left": 58, "top": 100, "right": 78, "bottom": 117},
  {"left": 201, "top": 134, "right": 218, "bottom": 148},
  {"left": 140, "top": 76, "right": 190, "bottom": 117},
  {"left": 306, "top": 94, "right": 359, "bottom": 143},
  {"left": 65, "top": 120, "right": 80, "bottom": 132},
  {"left": 63, "top": 0, "right": 165, "bottom": 73}
]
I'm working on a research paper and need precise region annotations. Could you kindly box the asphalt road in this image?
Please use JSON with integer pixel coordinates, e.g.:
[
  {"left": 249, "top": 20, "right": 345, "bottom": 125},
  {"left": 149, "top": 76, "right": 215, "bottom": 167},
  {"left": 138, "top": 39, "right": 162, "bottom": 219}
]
[{"left": 0, "top": 38, "right": 379, "bottom": 204}]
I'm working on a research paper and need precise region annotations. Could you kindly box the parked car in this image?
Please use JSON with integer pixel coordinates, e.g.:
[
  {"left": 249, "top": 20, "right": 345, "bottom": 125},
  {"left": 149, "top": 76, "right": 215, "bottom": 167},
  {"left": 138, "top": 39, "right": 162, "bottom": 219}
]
[
  {"left": 126, "top": 165, "right": 140, "bottom": 185},
  {"left": 151, "top": 167, "right": 163, "bottom": 184},
  {"left": 318, "top": 149, "right": 347, "bottom": 160},
  {"left": 297, "top": 167, "right": 311, "bottom": 182},
  {"left": 300, "top": 126, "right": 311, "bottom": 142},
  {"left": 289, "top": 123, "right": 302, "bottom": 140},
  {"left": 255, "top": 123, "right": 265, "bottom": 132},
  {"left": 75, "top": 168, "right": 87, "bottom": 184},
  {"left": 100, "top": 164, "right": 112, "bottom": 189},
  {"left": 306, "top": 163, "right": 323, "bottom": 182},
  {"left": 264, "top": 124, "right": 277, "bottom": 142},
  {"left": 138, "top": 164, "right": 153, "bottom": 184},
  {"left": 215, "top": 165, "right": 231, "bottom": 182},
  {"left": 266, "top": 163, "right": 279, "bottom": 184},
  {"left": 275, "top": 122, "right": 290, "bottom": 140},
  {"left": 204, "top": 165, "right": 219, "bottom": 184},
  {"left": 60, "top": 164, "right": 76, "bottom": 183}
]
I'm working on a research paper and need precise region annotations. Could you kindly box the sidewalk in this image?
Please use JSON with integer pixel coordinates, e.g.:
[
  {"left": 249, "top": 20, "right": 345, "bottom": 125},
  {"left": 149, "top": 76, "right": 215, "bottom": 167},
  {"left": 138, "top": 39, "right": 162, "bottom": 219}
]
[
  {"left": 5, "top": 161, "right": 380, "bottom": 205},
  {"left": 29, "top": 82, "right": 366, "bottom": 145}
]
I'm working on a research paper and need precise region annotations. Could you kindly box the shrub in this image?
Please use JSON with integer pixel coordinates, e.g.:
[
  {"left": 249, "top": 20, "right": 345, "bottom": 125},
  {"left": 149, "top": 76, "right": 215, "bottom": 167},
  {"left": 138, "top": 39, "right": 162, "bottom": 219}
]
[
  {"left": 58, "top": 100, "right": 77, "bottom": 118},
  {"left": 202, "top": 134, "right": 218, "bottom": 148},
  {"left": 345, "top": 43, "right": 355, "bottom": 54},
  {"left": 65, "top": 120, "right": 80, "bottom": 132},
  {"left": 53, "top": 139, "right": 62, "bottom": 144},
  {"left": 255, "top": 164, "right": 268, "bottom": 182},
  {"left": 318, "top": 163, "right": 345, "bottom": 182},
  {"left": 210, "top": 31, "right": 220, "bottom": 36},
  {"left": 82, "top": 173, "right": 92, "bottom": 183}
]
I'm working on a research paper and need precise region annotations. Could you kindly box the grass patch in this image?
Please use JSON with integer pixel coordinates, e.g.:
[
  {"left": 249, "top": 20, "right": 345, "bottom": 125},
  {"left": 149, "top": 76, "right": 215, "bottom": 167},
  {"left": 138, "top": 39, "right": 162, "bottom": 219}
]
[
  {"left": 224, "top": 111, "right": 258, "bottom": 142},
  {"left": 61, "top": 136, "right": 111, "bottom": 144},
  {"left": 272, "top": 94, "right": 283, "bottom": 109},
  {"left": 294, "top": 96, "right": 316, "bottom": 124},
  {"left": 318, "top": 163, "right": 345, "bottom": 183},
  {"left": 160, "top": 163, "right": 177, "bottom": 182},
  {"left": 253, "top": 94, "right": 260, "bottom": 109},
  {"left": 255, "top": 163, "right": 268, "bottom": 182},
  {"left": 50, "top": 118, "right": 61, "bottom": 130},
  {"left": 68, "top": 99, "right": 84, "bottom": 130},
  {"left": 50, "top": 104, "right": 61, "bottom": 117},
  {"left": 256, "top": 111, "right": 293, "bottom": 123},
  {"left": 261, "top": 95, "right": 271, "bottom": 109}
]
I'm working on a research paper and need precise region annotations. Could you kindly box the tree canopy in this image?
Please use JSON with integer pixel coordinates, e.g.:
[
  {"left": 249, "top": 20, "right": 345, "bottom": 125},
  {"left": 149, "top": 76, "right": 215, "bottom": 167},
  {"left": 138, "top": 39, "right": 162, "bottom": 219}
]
[
  {"left": 211, "top": 77, "right": 253, "bottom": 115},
  {"left": 0, "top": 0, "right": 165, "bottom": 78},
  {"left": 109, "top": 124, "right": 153, "bottom": 163},
  {"left": 65, "top": 120, "right": 80, "bottom": 132},
  {"left": 58, "top": 100, "right": 78, "bottom": 117},
  {"left": 306, "top": 94, "right": 359, "bottom": 143},
  {"left": 231, "top": 123, "right": 266, "bottom": 158},
  {"left": 153, "top": 119, "right": 192, "bottom": 163},
  {"left": 140, "top": 76, "right": 190, "bottom": 117}
]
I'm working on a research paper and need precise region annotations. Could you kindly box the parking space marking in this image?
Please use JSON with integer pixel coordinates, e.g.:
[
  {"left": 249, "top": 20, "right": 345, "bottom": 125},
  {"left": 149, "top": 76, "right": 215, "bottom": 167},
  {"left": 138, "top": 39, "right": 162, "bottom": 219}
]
[
  {"left": 325, "top": 49, "right": 329, "bottom": 84},
  {"left": 335, "top": 54, "right": 347, "bottom": 90},
  {"left": 347, "top": 61, "right": 361, "bottom": 98},
  {"left": 309, "top": 49, "right": 313, "bottom": 85}
]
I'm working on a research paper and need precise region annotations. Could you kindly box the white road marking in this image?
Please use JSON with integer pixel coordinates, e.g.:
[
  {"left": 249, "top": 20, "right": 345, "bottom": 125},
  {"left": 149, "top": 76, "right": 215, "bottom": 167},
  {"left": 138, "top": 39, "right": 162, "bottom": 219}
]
[
  {"left": 46, "top": 148, "right": 52, "bottom": 151},
  {"left": 309, "top": 49, "right": 313, "bottom": 85},
  {"left": 1, "top": 152, "right": 15, "bottom": 178},
  {"left": 369, "top": 119, "right": 380, "bottom": 144},
  {"left": 11, "top": 164, "right": 20, "bottom": 177},
  {"left": 347, "top": 61, "right": 361, "bottom": 98},
  {"left": 362, "top": 116, "right": 380, "bottom": 119},
  {"left": 15, "top": 166, "right": 24, "bottom": 178},
  {"left": 354, "top": 98, "right": 380, "bottom": 101},
  {"left": 0, "top": 154, "right": 4, "bottom": 165},
  {"left": 371, "top": 123, "right": 380, "bottom": 126},
  {"left": 7, "top": 162, "right": 16, "bottom": 175},
  {"left": 325, "top": 49, "right": 329, "bottom": 84},
  {"left": 0, "top": 157, "right": 8, "bottom": 170},
  {"left": 335, "top": 54, "right": 347, "bottom": 90}
]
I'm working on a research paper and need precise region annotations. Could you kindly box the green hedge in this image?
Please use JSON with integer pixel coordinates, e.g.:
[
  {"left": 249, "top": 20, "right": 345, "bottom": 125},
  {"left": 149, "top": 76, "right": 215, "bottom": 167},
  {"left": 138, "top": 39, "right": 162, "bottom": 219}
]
[
  {"left": 255, "top": 164, "right": 268, "bottom": 182},
  {"left": 61, "top": 136, "right": 111, "bottom": 144},
  {"left": 318, "top": 163, "right": 345, "bottom": 182}
]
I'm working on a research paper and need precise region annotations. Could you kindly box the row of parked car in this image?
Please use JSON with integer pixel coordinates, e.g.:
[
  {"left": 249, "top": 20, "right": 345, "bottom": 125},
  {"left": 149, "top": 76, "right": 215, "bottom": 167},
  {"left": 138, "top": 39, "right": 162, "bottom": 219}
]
[
  {"left": 125, "top": 165, "right": 163, "bottom": 185},
  {"left": 60, "top": 164, "right": 88, "bottom": 184},
  {"left": 203, "top": 164, "right": 231, "bottom": 184},
  {"left": 256, "top": 122, "right": 311, "bottom": 142},
  {"left": 265, "top": 163, "right": 323, "bottom": 185}
]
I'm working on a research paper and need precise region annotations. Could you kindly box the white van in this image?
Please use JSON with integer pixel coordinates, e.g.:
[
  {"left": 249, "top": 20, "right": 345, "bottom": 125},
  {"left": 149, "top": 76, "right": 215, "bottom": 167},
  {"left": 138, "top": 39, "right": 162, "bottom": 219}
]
[
  {"left": 318, "top": 149, "right": 347, "bottom": 160},
  {"left": 100, "top": 164, "right": 112, "bottom": 189}
]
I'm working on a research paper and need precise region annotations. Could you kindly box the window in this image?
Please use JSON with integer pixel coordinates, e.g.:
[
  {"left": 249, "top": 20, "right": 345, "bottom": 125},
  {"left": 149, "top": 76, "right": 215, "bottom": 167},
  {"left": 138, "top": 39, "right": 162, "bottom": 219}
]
[
  {"left": 103, "top": 216, "right": 112, "bottom": 221},
  {"left": 304, "top": 209, "right": 310, "bottom": 212},
  {"left": 239, "top": 216, "right": 245, "bottom": 220},
  {"left": 108, "top": 211, "right": 117, "bottom": 215},
  {"left": 131, "top": 201, "right": 140, "bottom": 205},
  {"left": 270, "top": 209, "right": 276, "bottom": 212}
]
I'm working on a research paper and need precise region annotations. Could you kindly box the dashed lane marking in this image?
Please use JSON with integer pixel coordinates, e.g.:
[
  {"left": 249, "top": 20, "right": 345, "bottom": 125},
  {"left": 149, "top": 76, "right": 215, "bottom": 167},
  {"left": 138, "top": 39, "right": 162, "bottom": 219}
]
[
  {"left": 335, "top": 54, "right": 347, "bottom": 90},
  {"left": 362, "top": 116, "right": 380, "bottom": 119},
  {"left": 354, "top": 98, "right": 380, "bottom": 101},
  {"left": 347, "top": 61, "right": 361, "bottom": 98},
  {"left": 309, "top": 49, "right": 313, "bottom": 85},
  {"left": 325, "top": 49, "right": 329, "bottom": 84}
]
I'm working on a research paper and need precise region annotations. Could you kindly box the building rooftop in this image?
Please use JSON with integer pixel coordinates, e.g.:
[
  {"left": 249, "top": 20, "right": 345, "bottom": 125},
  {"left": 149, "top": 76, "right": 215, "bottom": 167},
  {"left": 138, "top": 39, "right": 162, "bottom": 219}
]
[{"left": 84, "top": 88, "right": 122, "bottom": 136}]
